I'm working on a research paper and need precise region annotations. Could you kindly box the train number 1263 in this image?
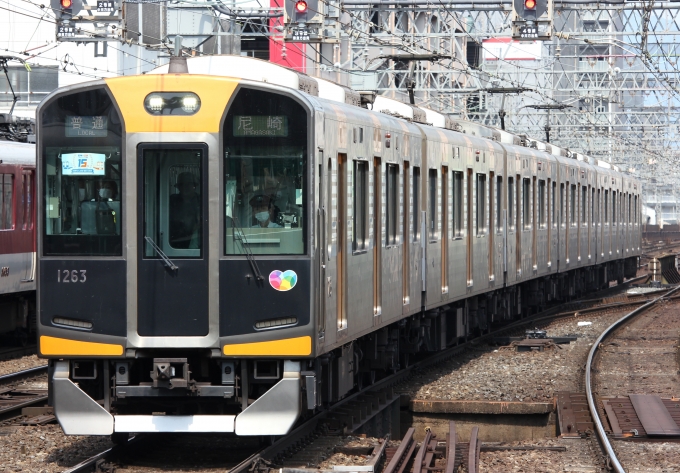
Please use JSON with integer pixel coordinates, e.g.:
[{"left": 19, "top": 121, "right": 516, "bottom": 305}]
[{"left": 57, "top": 269, "right": 87, "bottom": 283}]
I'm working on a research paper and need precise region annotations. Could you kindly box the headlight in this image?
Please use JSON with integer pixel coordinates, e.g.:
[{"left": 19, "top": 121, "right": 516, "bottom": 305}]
[{"left": 144, "top": 92, "right": 201, "bottom": 116}]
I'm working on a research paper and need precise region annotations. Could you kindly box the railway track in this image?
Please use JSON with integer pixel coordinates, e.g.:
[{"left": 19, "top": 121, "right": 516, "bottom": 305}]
[
  {"left": 60, "top": 275, "right": 654, "bottom": 473},
  {"left": 0, "top": 365, "right": 49, "bottom": 424},
  {"left": 585, "top": 284, "right": 680, "bottom": 473}
]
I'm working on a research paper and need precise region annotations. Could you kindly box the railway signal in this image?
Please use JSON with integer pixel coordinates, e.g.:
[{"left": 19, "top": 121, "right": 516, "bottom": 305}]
[
  {"left": 512, "top": 0, "right": 552, "bottom": 40},
  {"left": 283, "top": 0, "right": 324, "bottom": 42},
  {"left": 50, "top": 0, "right": 83, "bottom": 20}
]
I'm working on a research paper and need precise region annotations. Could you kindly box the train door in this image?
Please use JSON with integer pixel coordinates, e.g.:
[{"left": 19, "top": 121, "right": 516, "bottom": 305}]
[
  {"left": 21, "top": 169, "right": 36, "bottom": 283},
  {"left": 137, "top": 144, "right": 209, "bottom": 336},
  {"left": 317, "top": 153, "right": 328, "bottom": 340},
  {"left": 373, "top": 157, "right": 382, "bottom": 316}
]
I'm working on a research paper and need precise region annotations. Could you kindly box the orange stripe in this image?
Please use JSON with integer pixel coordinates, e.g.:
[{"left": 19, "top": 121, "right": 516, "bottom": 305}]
[
  {"left": 223, "top": 336, "right": 311, "bottom": 356},
  {"left": 40, "top": 335, "right": 124, "bottom": 356}
]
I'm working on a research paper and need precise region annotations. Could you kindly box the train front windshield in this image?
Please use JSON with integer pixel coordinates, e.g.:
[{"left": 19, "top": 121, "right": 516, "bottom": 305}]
[
  {"left": 224, "top": 88, "right": 308, "bottom": 255},
  {"left": 40, "top": 88, "right": 123, "bottom": 256}
]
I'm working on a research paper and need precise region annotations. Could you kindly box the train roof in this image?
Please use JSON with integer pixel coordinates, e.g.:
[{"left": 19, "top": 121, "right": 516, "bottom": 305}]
[
  {"left": 0, "top": 140, "right": 35, "bottom": 166},
  {"left": 147, "top": 55, "right": 633, "bottom": 179}
]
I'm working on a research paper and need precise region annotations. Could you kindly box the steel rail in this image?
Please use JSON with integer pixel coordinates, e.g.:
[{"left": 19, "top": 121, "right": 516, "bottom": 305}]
[
  {"left": 584, "top": 284, "right": 680, "bottom": 473},
  {"left": 0, "top": 365, "right": 48, "bottom": 384}
]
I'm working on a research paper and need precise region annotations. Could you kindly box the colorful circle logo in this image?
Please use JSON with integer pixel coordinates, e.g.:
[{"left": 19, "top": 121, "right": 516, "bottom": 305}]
[{"left": 269, "top": 270, "right": 298, "bottom": 291}]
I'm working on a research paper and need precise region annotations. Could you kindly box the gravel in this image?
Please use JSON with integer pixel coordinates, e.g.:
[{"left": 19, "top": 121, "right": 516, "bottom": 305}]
[
  {"left": 479, "top": 438, "right": 604, "bottom": 472},
  {"left": 0, "top": 425, "right": 113, "bottom": 473},
  {"left": 0, "top": 355, "right": 46, "bottom": 377},
  {"left": 404, "top": 308, "right": 636, "bottom": 403}
]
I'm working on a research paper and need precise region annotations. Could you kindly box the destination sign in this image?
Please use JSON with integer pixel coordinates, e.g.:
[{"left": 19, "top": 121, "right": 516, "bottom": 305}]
[
  {"left": 65, "top": 116, "right": 108, "bottom": 138},
  {"left": 61, "top": 153, "right": 106, "bottom": 176},
  {"left": 233, "top": 116, "right": 288, "bottom": 137}
]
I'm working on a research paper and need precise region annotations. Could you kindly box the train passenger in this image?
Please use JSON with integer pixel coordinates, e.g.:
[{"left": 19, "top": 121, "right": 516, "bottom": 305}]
[
  {"left": 96, "top": 180, "right": 118, "bottom": 201},
  {"left": 249, "top": 194, "right": 281, "bottom": 228},
  {"left": 170, "top": 172, "right": 201, "bottom": 249}
]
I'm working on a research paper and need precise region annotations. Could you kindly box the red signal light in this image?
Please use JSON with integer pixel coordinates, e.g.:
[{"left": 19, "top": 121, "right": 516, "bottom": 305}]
[
  {"left": 295, "top": 0, "right": 308, "bottom": 13},
  {"left": 524, "top": 0, "right": 536, "bottom": 9},
  {"left": 60, "top": 0, "right": 73, "bottom": 8}
]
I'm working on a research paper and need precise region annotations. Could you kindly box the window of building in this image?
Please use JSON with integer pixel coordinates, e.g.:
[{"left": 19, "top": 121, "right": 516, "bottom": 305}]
[
  {"left": 1, "top": 66, "right": 58, "bottom": 107},
  {"left": 453, "top": 171, "right": 463, "bottom": 237},
  {"left": 353, "top": 160, "right": 368, "bottom": 252},
  {"left": 386, "top": 164, "right": 398, "bottom": 246},
  {"left": 477, "top": 173, "right": 486, "bottom": 235}
]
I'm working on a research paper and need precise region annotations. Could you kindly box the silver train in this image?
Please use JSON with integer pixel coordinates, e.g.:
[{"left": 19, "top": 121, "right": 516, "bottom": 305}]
[{"left": 37, "top": 56, "right": 641, "bottom": 438}]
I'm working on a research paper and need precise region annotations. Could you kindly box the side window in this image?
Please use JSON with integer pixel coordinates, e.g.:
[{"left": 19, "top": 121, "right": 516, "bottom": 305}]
[
  {"left": 612, "top": 191, "right": 617, "bottom": 225},
  {"left": 385, "top": 163, "right": 398, "bottom": 247},
  {"left": 0, "top": 174, "right": 13, "bottom": 230},
  {"left": 552, "top": 181, "right": 556, "bottom": 227},
  {"left": 353, "top": 160, "right": 368, "bottom": 252},
  {"left": 591, "top": 188, "right": 595, "bottom": 225},
  {"left": 413, "top": 167, "right": 420, "bottom": 241},
  {"left": 522, "top": 178, "right": 530, "bottom": 230},
  {"left": 429, "top": 169, "right": 437, "bottom": 241},
  {"left": 453, "top": 171, "right": 463, "bottom": 237},
  {"left": 604, "top": 189, "right": 609, "bottom": 223},
  {"left": 581, "top": 185, "right": 587, "bottom": 224},
  {"left": 570, "top": 184, "right": 576, "bottom": 226},
  {"left": 508, "top": 177, "right": 515, "bottom": 230},
  {"left": 496, "top": 176, "right": 502, "bottom": 233},
  {"left": 476, "top": 173, "right": 486, "bottom": 235},
  {"left": 560, "top": 183, "right": 565, "bottom": 226},
  {"left": 538, "top": 179, "right": 546, "bottom": 228}
]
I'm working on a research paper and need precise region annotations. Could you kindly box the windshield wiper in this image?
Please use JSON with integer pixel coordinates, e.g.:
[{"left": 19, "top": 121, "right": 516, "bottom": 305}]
[
  {"left": 231, "top": 217, "right": 264, "bottom": 282},
  {"left": 145, "top": 236, "right": 178, "bottom": 272}
]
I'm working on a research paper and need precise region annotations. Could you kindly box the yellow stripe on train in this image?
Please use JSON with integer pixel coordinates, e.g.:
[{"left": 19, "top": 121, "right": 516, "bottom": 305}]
[
  {"left": 105, "top": 75, "right": 238, "bottom": 133},
  {"left": 40, "top": 336, "right": 124, "bottom": 356},
  {"left": 223, "top": 336, "right": 312, "bottom": 356}
]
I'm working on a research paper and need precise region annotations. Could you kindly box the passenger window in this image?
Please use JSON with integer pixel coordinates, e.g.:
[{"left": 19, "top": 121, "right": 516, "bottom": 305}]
[
  {"left": 413, "top": 167, "right": 420, "bottom": 241},
  {"left": 552, "top": 181, "right": 556, "bottom": 227},
  {"left": 560, "top": 183, "right": 565, "bottom": 226},
  {"left": 453, "top": 171, "right": 463, "bottom": 237},
  {"left": 429, "top": 169, "right": 437, "bottom": 241},
  {"left": 0, "top": 174, "right": 13, "bottom": 230},
  {"left": 508, "top": 177, "right": 515, "bottom": 230},
  {"left": 143, "top": 148, "right": 203, "bottom": 258},
  {"left": 538, "top": 179, "right": 546, "bottom": 228},
  {"left": 477, "top": 173, "right": 486, "bottom": 235},
  {"left": 604, "top": 190, "right": 609, "bottom": 223},
  {"left": 612, "top": 191, "right": 617, "bottom": 225},
  {"left": 223, "top": 88, "right": 307, "bottom": 255},
  {"left": 496, "top": 176, "right": 502, "bottom": 233},
  {"left": 386, "top": 164, "right": 398, "bottom": 247},
  {"left": 523, "top": 178, "right": 530, "bottom": 230},
  {"left": 581, "top": 186, "right": 587, "bottom": 223},
  {"left": 569, "top": 184, "right": 576, "bottom": 226},
  {"left": 592, "top": 188, "right": 596, "bottom": 225},
  {"left": 353, "top": 160, "right": 368, "bottom": 252}
]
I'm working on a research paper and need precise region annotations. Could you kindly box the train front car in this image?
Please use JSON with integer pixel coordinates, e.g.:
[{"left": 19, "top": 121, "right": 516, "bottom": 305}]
[{"left": 37, "top": 74, "right": 315, "bottom": 437}]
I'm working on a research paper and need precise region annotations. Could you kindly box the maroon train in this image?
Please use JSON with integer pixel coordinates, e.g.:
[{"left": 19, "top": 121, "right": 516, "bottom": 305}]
[{"left": 0, "top": 140, "right": 36, "bottom": 344}]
